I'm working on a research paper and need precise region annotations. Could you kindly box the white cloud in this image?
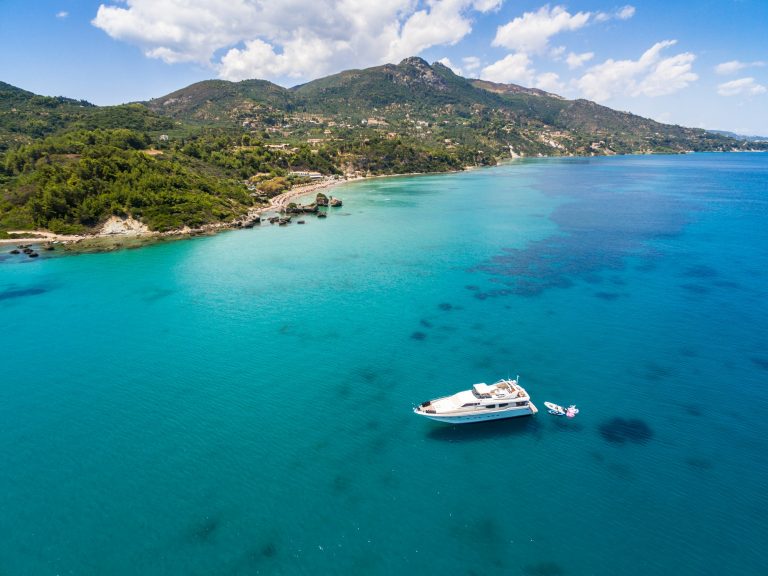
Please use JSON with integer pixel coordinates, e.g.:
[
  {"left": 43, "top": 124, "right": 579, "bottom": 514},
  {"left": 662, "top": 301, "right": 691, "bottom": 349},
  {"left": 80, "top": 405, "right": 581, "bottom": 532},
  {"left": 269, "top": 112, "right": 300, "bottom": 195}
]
[
  {"left": 549, "top": 45, "right": 566, "bottom": 59},
  {"left": 220, "top": 32, "right": 343, "bottom": 81},
  {"left": 493, "top": 5, "right": 590, "bottom": 54},
  {"left": 617, "top": 5, "right": 636, "bottom": 20},
  {"left": 92, "top": 0, "right": 495, "bottom": 83},
  {"left": 566, "top": 51, "right": 594, "bottom": 69},
  {"left": 437, "top": 57, "right": 462, "bottom": 76},
  {"left": 595, "top": 5, "right": 635, "bottom": 22},
  {"left": 576, "top": 40, "right": 698, "bottom": 101},
  {"left": 385, "top": 0, "right": 474, "bottom": 63},
  {"left": 472, "top": 0, "right": 502, "bottom": 11},
  {"left": 715, "top": 60, "right": 765, "bottom": 75},
  {"left": 535, "top": 72, "right": 564, "bottom": 93},
  {"left": 480, "top": 53, "right": 534, "bottom": 85},
  {"left": 56, "top": 11, "right": 69, "bottom": 19},
  {"left": 462, "top": 56, "right": 482, "bottom": 74},
  {"left": 717, "top": 77, "right": 767, "bottom": 97}
]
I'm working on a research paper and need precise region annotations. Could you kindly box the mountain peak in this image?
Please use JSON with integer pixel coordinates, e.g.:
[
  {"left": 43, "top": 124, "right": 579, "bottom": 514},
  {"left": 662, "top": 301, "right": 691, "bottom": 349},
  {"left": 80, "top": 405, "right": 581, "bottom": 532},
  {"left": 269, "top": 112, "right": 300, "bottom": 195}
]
[{"left": 398, "top": 56, "right": 431, "bottom": 69}]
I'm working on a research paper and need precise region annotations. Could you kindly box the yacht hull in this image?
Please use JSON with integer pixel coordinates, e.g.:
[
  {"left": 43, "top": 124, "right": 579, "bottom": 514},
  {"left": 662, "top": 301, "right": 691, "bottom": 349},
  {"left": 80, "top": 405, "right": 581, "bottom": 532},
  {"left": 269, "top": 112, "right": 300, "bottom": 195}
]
[{"left": 417, "top": 403, "right": 537, "bottom": 424}]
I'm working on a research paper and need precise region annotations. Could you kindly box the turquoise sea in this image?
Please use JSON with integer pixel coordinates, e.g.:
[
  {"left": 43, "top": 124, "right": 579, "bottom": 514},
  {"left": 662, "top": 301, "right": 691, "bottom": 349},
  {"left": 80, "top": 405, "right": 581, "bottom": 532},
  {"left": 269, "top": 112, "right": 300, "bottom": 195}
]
[{"left": 1, "top": 154, "right": 767, "bottom": 575}]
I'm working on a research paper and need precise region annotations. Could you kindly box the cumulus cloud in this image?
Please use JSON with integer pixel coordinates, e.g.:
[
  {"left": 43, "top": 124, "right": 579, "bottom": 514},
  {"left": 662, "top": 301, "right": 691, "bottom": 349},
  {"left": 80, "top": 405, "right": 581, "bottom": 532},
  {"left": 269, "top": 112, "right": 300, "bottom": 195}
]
[
  {"left": 436, "top": 57, "right": 462, "bottom": 76},
  {"left": 472, "top": 0, "right": 502, "bottom": 11},
  {"left": 576, "top": 40, "right": 698, "bottom": 101},
  {"left": 595, "top": 5, "right": 635, "bottom": 22},
  {"left": 535, "top": 72, "right": 564, "bottom": 93},
  {"left": 462, "top": 56, "right": 482, "bottom": 74},
  {"left": 92, "top": 0, "right": 496, "bottom": 82},
  {"left": 56, "top": 11, "right": 69, "bottom": 19},
  {"left": 549, "top": 45, "right": 566, "bottom": 59},
  {"left": 480, "top": 53, "right": 535, "bottom": 85},
  {"left": 715, "top": 60, "right": 765, "bottom": 75},
  {"left": 616, "top": 5, "right": 636, "bottom": 20},
  {"left": 717, "top": 77, "right": 767, "bottom": 97},
  {"left": 566, "top": 51, "right": 594, "bottom": 69},
  {"left": 492, "top": 5, "right": 590, "bottom": 54}
]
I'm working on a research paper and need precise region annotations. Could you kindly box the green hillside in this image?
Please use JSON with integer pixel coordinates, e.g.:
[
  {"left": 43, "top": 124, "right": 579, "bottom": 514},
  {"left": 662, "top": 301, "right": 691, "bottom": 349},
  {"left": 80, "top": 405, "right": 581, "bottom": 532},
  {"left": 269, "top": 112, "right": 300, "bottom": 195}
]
[
  {"left": 140, "top": 57, "right": 752, "bottom": 157},
  {"left": 0, "top": 82, "right": 176, "bottom": 152},
  {"left": 145, "top": 79, "right": 292, "bottom": 124},
  {"left": 1, "top": 57, "right": 764, "bottom": 237}
]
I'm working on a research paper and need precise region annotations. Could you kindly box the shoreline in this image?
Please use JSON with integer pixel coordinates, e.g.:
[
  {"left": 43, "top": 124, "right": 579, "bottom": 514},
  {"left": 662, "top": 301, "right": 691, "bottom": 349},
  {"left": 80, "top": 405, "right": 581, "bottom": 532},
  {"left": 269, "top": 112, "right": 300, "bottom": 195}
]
[
  {"left": 0, "top": 166, "right": 472, "bottom": 253},
  {"left": 0, "top": 175, "right": 355, "bottom": 250}
]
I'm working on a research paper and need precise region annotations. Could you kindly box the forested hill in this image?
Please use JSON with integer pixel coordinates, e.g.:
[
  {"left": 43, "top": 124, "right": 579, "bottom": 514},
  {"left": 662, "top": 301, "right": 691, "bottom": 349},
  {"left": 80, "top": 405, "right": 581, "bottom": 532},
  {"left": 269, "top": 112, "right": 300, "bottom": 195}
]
[
  {"left": 1, "top": 57, "right": 763, "bottom": 237},
  {"left": 0, "top": 81, "right": 174, "bottom": 152},
  {"left": 145, "top": 57, "right": 748, "bottom": 156}
]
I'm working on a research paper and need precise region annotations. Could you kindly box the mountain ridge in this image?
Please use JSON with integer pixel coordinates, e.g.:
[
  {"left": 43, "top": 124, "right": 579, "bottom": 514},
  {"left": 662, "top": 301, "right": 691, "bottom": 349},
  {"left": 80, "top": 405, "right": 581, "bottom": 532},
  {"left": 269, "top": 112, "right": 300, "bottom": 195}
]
[
  {"left": 1, "top": 58, "right": 765, "bottom": 238},
  {"left": 140, "top": 57, "right": 750, "bottom": 156}
]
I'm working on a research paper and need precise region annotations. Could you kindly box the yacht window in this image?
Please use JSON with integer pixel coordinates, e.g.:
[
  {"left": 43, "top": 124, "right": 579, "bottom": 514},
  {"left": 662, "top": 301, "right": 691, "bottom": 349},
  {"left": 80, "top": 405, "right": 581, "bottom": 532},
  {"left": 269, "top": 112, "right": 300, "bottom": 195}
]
[
  {"left": 498, "top": 403, "right": 508, "bottom": 408},
  {"left": 487, "top": 404, "right": 496, "bottom": 409},
  {"left": 462, "top": 402, "right": 480, "bottom": 407}
]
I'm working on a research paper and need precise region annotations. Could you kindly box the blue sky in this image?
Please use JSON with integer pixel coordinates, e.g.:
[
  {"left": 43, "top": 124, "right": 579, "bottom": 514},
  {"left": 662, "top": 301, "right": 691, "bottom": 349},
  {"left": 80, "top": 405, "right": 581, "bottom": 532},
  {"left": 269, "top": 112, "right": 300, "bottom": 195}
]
[{"left": 1, "top": 1, "right": 766, "bottom": 134}]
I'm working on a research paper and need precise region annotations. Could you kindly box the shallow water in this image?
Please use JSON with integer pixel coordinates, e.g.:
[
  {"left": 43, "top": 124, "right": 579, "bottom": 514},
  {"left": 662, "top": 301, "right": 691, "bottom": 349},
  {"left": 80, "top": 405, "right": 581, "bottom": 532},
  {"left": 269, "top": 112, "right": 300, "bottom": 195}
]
[{"left": 2, "top": 154, "right": 767, "bottom": 575}]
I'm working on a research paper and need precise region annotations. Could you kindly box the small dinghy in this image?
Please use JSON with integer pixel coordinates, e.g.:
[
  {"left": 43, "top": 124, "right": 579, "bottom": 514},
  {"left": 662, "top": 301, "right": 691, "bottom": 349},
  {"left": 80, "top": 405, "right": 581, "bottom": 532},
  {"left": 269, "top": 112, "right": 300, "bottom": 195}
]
[{"left": 544, "top": 402, "right": 579, "bottom": 418}]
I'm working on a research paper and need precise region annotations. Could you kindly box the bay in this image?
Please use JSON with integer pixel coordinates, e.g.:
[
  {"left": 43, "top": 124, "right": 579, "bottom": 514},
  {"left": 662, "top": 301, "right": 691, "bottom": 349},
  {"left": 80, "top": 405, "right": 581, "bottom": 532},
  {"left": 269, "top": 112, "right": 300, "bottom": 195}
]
[{"left": 1, "top": 153, "right": 767, "bottom": 575}]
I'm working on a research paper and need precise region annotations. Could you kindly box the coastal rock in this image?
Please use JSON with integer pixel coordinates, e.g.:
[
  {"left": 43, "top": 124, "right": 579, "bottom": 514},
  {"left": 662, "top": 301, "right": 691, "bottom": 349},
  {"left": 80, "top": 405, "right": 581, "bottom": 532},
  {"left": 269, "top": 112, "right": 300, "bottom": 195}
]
[
  {"left": 329, "top": 197, "right": 342, "bottom": 207},
  {"left": 100, "top": 215, "right": 149, "bottom": 236},
  {"left": 316, "top": 192, "right": 329, "bottom": 206}
]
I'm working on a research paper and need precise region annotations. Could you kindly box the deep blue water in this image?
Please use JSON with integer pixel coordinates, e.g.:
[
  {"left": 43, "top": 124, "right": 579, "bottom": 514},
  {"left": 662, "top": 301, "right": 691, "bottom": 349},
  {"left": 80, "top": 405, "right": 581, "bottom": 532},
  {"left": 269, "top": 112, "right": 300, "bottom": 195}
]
[{"left": 1, "top": 154, "right": 767, "bottom": 575}]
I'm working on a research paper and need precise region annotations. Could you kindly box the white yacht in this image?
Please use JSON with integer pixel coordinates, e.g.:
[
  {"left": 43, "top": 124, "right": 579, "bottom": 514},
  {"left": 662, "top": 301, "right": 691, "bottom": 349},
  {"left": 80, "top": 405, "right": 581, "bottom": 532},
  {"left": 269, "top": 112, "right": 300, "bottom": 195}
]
[{"left": 413, "top": 378, "right": 538, "bottom": 424}]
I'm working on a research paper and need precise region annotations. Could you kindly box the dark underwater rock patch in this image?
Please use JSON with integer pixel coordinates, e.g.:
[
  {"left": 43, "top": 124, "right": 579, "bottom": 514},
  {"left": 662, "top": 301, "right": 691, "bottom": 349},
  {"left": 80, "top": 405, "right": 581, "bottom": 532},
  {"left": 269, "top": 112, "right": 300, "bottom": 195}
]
[
  {"left": 438, "top": 302, "right": 453, "bottom": 311},
  {"left": 191, "top": 516, "right": 219, "bottom": 543},
  {"left": 470, "top": 184, "right": 691, "bottom": 297},
  {"left": 419, "top": 318, "right": 433, "bottom": 328},
  {"left": 335, "top": 381, "right": 352, "bottom": 397},
  {"left": 411, "top": 331, "right": 427, "bottom": 340},
  {"left": 680, "top": 283, "right": 709, "bottom": 294},
  {"left": 682, "top": 403, "right": 702, "bottom": 417},
  {"left": 594, "top": 291, "right": 621, "bottom": 300},
  {"left": 644, "top": 362, "right": 673, "bottom": 381},
  {"left": 332, "top": 474, "right": 351, "bottom": 492},
  {"left": 142, "top": 287, "right": 175, "bottom": 302},
  {"left": 0, "top": 286, "right": 48, "bottom": 301},
  {"left": 353, "top": 366, "right": 379, "bottom": 382},
  {"left": 683, "top": 264, "right": 719, "bottom": 278},
  {"left": 750, "top": 357, "right": 768, "bottom": 371},
  {"left": 685, "top": 457, "right": 713, "bottom": 470},
  {"left": 712, "top": 280, "right": 741, "bottom": 289},
  {"left": 598, "top": 417, "right": 654, "bottom": 444}
]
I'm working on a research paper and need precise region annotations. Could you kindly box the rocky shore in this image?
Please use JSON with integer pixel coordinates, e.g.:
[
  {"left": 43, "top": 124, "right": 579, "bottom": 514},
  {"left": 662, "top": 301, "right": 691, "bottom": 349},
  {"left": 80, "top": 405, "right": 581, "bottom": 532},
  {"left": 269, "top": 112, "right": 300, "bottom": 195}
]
[{"left": 1, "top": 176, "right": 352, "bottom": 253}]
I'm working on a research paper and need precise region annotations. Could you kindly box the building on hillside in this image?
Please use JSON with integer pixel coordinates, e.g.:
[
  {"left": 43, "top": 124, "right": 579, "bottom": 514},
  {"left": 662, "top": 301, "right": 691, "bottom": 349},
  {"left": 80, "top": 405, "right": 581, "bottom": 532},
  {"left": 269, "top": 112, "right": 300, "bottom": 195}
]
[{"left": 289, "top": 171, "right": 323, "bottom": 180}]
